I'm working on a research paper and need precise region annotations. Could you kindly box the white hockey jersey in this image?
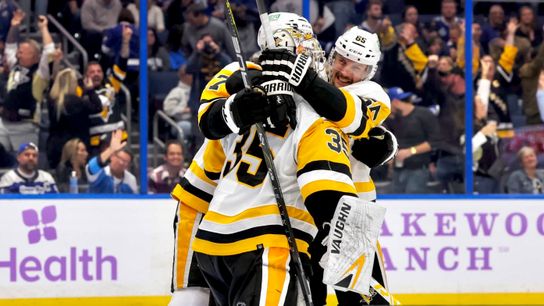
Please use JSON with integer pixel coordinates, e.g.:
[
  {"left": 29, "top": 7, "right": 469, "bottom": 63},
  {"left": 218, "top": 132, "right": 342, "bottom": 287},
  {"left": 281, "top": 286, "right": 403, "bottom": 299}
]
[{"left": 192, "top": 100, "right": 357, "bottom": 257}]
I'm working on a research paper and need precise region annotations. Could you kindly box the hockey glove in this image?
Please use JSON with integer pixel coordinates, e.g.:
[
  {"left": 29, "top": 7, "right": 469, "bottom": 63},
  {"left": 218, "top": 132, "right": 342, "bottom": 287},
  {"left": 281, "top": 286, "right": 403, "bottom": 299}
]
[
  {"left": 260, "top": 79, "right": 297, "bottom": 129},
  {"left": 222, "top": 85, "right": 270, "bottom": 134},
  {"left": 319, "top": 196, "right": 386, "bottom": 296},
  {"left": 259, "top": 49, "right": 318, "bottom": 92},
  {"left": 225, "top": 69, "right": 266, "bottom": 94},
  {"left": 351, "top": 126, "right": 398, "bottom": 168}
]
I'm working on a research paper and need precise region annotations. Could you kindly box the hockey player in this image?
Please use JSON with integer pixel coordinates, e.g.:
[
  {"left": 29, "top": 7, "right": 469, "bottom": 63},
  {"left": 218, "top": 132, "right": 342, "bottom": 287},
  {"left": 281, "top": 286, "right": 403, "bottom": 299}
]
[{"left": 170, "top": 13, "right": 397, "bottom": 306}]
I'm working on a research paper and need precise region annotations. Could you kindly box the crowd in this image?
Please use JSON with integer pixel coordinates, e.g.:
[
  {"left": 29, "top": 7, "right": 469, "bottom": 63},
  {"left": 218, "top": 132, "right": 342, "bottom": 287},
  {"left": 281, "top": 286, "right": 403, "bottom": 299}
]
[{"left": 0, "top": 0, "right": 543, "bottom": 195}]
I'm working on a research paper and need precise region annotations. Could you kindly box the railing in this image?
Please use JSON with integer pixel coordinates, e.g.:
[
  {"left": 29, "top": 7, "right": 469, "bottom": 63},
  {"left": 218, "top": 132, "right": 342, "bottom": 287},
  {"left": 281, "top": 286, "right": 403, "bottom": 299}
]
[
  {"left": 120, "top": 84, "right": 132, "bottom": 150},
  {"left": 47, "top": 14, "right": 88, "bottom": 73},
  {"left": 152, "top": 110, "right": 185, "bottom": 168}
]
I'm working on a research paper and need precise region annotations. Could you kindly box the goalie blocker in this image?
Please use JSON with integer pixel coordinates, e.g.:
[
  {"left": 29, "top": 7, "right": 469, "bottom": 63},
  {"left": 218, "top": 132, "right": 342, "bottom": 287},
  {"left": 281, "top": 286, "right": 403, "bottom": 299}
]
[{"left": 320, "top": 195, "right": 386, "bottom": 296}]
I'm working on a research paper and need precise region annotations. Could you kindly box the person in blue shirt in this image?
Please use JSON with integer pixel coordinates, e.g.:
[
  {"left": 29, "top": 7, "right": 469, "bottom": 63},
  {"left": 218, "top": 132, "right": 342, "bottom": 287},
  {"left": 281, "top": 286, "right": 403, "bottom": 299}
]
[{"left": 86, "top": 130, "right": 138, "bottom": 194}]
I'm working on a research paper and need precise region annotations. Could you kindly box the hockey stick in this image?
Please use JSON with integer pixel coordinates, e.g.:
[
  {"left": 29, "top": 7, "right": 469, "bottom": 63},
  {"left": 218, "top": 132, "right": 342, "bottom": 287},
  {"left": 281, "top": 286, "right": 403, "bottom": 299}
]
[{"left": 224, "top": 2, "right": 313, "bottom": 306}]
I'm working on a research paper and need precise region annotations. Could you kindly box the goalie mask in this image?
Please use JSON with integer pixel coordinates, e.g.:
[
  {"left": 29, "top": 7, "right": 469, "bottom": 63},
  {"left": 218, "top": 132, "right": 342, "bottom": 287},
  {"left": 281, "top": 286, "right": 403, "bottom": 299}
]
[
  {"left": 327, "top": 27, "right": 381, "bottom": 85},
  {"left": 257, "top": 12, "right": 325, "bottom": 71}
]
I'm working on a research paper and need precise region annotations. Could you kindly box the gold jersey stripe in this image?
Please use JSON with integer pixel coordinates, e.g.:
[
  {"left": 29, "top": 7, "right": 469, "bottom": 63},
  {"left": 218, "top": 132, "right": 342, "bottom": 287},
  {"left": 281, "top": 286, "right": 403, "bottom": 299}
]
[
  {"left": 334, "top": 88, "right": 357, "bottom": 129},
  {"left": 174, "top": 203, "right": 200, "bottom": 289},
  {"left": 300, "top": 180, "right": 356, "bottom": 200},
  {"left": 188, "top": 161, "right": 218, "bottom": 187},
  {"left": 355, "top": 180, "right": 375, "bottom": 193},
  {"left": 174, "top": 185, "right": 210, "bottom": 213},
  {"left": 264, "top": 248, "right": 291, "bottom": 305},
  {"left": 192, "top": 234, "right": 310, "bottom": 256},
  {"left": 203, "top": 139, "right": 226, "bottom": 174}
]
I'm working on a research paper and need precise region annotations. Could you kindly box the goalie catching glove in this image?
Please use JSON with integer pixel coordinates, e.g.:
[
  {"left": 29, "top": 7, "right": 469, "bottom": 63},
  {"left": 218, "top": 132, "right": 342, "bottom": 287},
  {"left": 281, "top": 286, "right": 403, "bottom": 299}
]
[
  {"left": 258, "top": 49, "right": 318, "bottom": 92},
  {"left": 319, "top": 195, "right": 386, "bottom": 296},
  {"left": 351, "top": 126, "right": 398, "bottom": 168}
]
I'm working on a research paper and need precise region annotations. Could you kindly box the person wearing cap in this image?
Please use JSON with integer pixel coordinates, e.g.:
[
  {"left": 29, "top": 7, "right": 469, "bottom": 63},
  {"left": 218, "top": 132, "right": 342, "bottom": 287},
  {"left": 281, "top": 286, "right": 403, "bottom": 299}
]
[
  {"left": 386, "top": 87, "right": 442, "bottom": 194},
  {"left": 0, "top": 142, "right": 58, "bottom": 194}
]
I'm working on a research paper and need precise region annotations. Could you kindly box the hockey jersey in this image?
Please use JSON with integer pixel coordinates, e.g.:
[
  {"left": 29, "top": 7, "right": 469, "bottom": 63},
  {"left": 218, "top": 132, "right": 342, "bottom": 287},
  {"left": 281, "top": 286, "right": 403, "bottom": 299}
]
[
  {"left": 197, "top": 62, "right": 391, "bottom": 201},
  {"left": 0, "top": 169, "right": 58, "bottom": 194},
  {"left": 88, "top": 59, "right": 128, "bottom": 147},
  {"left": 192, "top": 99, "right": 356, "bottom": 256}
]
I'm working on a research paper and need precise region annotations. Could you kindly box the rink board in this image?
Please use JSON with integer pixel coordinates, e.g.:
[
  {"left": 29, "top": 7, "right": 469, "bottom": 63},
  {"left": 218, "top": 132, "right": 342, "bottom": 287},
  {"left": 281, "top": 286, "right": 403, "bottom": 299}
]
[{"left": 0, "top": 198, "right": 543, "bottom": 305}]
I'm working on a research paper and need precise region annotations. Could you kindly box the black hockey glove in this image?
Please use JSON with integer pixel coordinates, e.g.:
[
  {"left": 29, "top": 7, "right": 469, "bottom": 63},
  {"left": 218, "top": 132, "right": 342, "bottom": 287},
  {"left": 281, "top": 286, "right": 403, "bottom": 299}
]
[
  {"left": 225, "top": 69, "right": 266, "bottom": 94},
  {"left": 259, "top": 49, "right": 319, "bottom": 93},
  {"left": 225, "top": 69, "right": 297, "bottom": 129},
  {"left": 265, "top": 91, "right": 297, "bottom": 129},
  {"left": 260, "top": 79, "right": 297, "bottom": 129},
  {"left": 222, "top": 85, "right": 270, "bottom": 134},
  {"left": 351, "top": 126, "right": 398, "bottom": 168}
]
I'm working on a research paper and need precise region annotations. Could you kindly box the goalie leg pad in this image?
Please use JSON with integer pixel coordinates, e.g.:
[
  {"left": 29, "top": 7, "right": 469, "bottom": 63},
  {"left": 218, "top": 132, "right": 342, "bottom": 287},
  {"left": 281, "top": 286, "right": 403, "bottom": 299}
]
[{"left": 320, "top": 195, "right": 386, "bottom": 296}]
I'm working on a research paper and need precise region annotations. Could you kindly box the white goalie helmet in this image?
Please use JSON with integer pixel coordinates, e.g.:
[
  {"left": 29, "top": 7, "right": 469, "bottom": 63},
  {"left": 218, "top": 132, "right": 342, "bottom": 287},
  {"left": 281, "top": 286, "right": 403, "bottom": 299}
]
[
  {"left": 329, "top": 27, "right": 381, "bottom": 81},
  {"left": 257, "top": 12, "right": 325, "bottom": 71}
]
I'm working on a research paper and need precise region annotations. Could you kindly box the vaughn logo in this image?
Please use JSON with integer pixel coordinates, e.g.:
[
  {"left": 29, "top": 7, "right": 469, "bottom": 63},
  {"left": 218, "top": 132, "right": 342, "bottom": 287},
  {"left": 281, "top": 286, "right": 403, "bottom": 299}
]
[
  {"left": 22, "top": 206, "right": 57, "bottom": 244},
  {"left": 0, "top": 205, "right": 118, "bottom": 282}
]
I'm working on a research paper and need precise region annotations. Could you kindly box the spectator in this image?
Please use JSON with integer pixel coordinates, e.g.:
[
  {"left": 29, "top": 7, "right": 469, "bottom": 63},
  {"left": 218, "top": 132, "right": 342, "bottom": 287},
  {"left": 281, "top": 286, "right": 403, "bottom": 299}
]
[
  {"left": 323, "top": 0, "right": 354, "bottom": 39},
  {"left": 86, "top": 130, "right": 137, "bottom": 194},
  {"left": 520, "top": 42, "right": 544, "bottom": 125},
  {"left": 473, "top": 96, "right": 501, "bottom": 194},
  {"left": 360, "top": 0, "right": 395, "bottom": 49},
  {"left": 536, "top": 71, "right": 544, "bottom": 123},
  {"left": 229, "top": 0, "right": 259, "bottom": 58},
  {"left": 0, "top": 142, "right": 58, "bottom": 194},
  {"left": 402, "top": 5, "right": 421, "bottom": 31},
  {"left": 381, "top": 22, "right": 428, "bottom": 93},
  {"left": 147, "top": 28, "right": 170, "bottom": 71},
  {"left": 456, "top": 21, "right": 482, "bottom": 76},
  {"left": 48, "top": 0, "right": 83, "bottom": 36},
  {"left": 101, "top": 9, "right": 139, "bottom": 65},
  {"left": 516, "top": 5, "right": 542, "bottom": 48},
  {"left": 55, "top": 138, "right": 89, "bottom": 193},
  {"left": 186, "top": 33, "right": 231, "bottom": 117},
  {"left": 0, "top": 143, "right": 15, "bottom": 167},
  {"left": 476, "top": 20, "right": 519, "bottom": 135},
  {"left": 81, "top": 0, "right": 122, "bottom": 58},
  {"left": 271, "top": 0, "right": 335, "bottom": 47},
  {"left": 81, "top": 0, "right": 122, "bottom": 33},
  {"left": 148, "top": 140, "right": 186, "bottom": 194},
  {"left": 386, "top": 87, "right": 442, "bottom": 194},
  {"left": 166, "top": 24, "right": 186, "bottom": 70},
  {"left": 506, "top": 146, "right": 544, "bottom": 194},
  {"left": 360, "top": 0, "right": 384, "bottom": 34},
  {"left": 181, "top": 2, "right": 235, "bottom": 59},
  {"left": 433, "top": 0, "right": 462, "bottom": 43},
  {"left": 86, "top": 25, "right": 132, "bottom": 154},
  {"left": 0, "top": 13, "right": 54, "bottom": 152},
  {"left": 480, "top": 4, "right": 504, "bottom": 54},
  {"left": 127, "top": 0, "right": 165, "bottom": 33},
  {"left": 165, "top": 0, "right": 192, "bottom": 30},
  {"left": 163, "top": 65, "right": 193, "bottom": 148},
  {"left": 46, "top": 68, "right": 102, "bottom": 168},
  {"left": 0, "top": 0, "right": 17, "bottom": 42},
  {"left": 424, "top": 55, "right": 465, "bottom": 192}
]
